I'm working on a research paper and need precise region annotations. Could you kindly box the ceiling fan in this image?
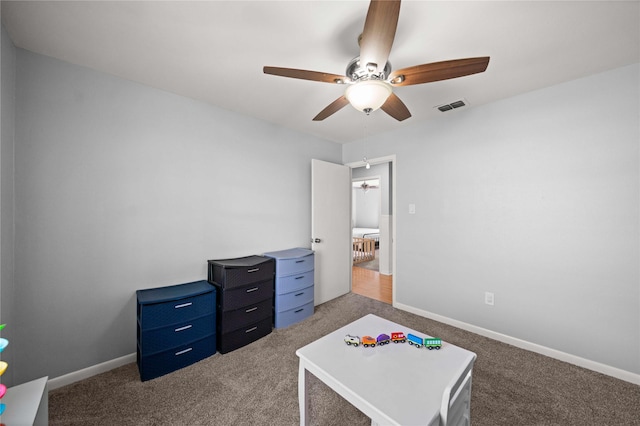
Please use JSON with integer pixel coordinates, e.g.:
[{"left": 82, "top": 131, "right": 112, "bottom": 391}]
[
  {"left": 263, "top": 0, "right": 489, "bottom": 122},
  {"left": 359, "top": 180, "right": 379, "bottom": 193},
  {"left": 353, "top": 179, "right": 379, "bottom": 192}
]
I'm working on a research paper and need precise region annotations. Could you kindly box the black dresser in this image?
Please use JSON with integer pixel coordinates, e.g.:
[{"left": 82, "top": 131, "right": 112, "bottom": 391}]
[
  {"left": 136, "top": 280, "right": 216, "bottom": 381},
  {"left": 207, "top": 256, "right": 274, "bottom": 353}
]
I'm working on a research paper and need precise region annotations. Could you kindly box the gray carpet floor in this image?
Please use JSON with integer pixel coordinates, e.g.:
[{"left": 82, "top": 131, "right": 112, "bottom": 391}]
[{"left": 49, "top": 293, "right": 640, "bottom": 425}]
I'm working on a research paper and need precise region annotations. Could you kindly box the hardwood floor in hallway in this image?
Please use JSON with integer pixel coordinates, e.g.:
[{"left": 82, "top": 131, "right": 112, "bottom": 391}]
[{"left": 351, "top": 266, "right": 392, "bottom": 304}]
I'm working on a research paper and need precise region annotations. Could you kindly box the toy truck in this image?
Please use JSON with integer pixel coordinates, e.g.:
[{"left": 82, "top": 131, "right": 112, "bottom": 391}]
[{"left": 391, "top": 332, "right": 406, "bottom": 343}]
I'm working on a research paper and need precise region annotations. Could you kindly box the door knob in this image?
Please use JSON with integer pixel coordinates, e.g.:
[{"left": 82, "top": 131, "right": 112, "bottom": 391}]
[{"left": 311, "top": 238, "right": 321, "bottom": 243}]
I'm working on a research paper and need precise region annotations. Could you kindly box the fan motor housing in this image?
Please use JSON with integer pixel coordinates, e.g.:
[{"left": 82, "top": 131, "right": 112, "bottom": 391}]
[{"left": 346, "top": 56, "right": 392, "bottom": 81}]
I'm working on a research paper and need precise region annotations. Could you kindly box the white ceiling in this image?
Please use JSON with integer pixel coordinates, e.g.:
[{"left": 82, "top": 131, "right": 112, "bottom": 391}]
[{"left": 2, "top": 1, "right": 639, "bottom": 144}]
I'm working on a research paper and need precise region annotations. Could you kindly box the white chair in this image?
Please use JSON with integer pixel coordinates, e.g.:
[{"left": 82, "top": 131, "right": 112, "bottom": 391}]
[{"left": 440, "top": 356, "right": 474, "bottom": 426}]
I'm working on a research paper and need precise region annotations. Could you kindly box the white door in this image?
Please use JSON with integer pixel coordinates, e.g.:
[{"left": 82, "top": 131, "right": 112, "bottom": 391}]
[{"left": 311, "top": 159, "right": 352, "bottom": 305}]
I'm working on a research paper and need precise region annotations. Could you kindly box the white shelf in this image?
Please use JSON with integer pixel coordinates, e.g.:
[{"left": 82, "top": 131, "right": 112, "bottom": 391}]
[{"left": 2, "top": 376, "right": 48, "bottom": 425}]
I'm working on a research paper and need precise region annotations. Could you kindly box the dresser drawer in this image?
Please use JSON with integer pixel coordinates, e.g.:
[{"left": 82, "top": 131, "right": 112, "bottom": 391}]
[
  {"left": 218, "top": 298, "right": 272, "bottom": 334},
  {"left": 218, "top": 279, "right": 272, "bottom": 312},
  {"left": 138, "top": 291, "right": 214, "bottom": 330},
  {"left": 208, "top": 257, "right": 274, "bottom": 289},
  {"left": 275, "top": 270, "right": 314, "bottom": 295},
  {"left": 136, "top": 281, "right": 213, "bottom": 306},
  {"left": 274, "top": 301, "right": 314, "bottom": 329},
  {"left": 218, "top": 316, "right": 272, "bottom": 354},
  {"left": 275, "top": 285, "right": 313, "bottom": 313},
  {"left": 137, "top": 334, "right": 216, "bottom": 381},
  {"left": 274, "top": 254, "right": 314, "bottom": 277},
  {"left": 138, "top": 314, "right": 215, "bottom": 355}
]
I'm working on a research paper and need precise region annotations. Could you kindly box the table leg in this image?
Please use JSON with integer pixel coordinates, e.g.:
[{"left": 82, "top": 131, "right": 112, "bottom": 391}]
[{"left": 298, "top": 362, "right": 310, "bottom": 426}]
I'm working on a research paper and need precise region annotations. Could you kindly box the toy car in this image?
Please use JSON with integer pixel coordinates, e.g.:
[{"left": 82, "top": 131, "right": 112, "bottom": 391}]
[
  {"left": 376, "top": 333, "right": 390, "bottom": 345},
  {"left": 361, "top": 335, "right": 376, "bottom": 347},
  {"left": 407, "top": 333, "right": 423, "bottom": 348},
  {"left": 391, "top": 332, "right": 406, "bottom": 343},
  {"left": 425, "top": 338, "right": 442, "bottom": 350},
  {"left": 344, "top": 334, "right": 360, "bottom": 347}
]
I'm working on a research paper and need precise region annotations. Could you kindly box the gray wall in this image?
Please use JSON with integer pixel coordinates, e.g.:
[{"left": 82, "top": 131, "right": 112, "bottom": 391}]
[
  {"left": 344, "top": 63, "right": 640, "bottom": 375},
  {"left": 7, "top": 47, "right": 341, "bottom": 384},
  {"left": 352, "top": 186, "right": 380, "bottom": 229},
  {"left": 1, "top": 24, "right": 16, "bottom": 385}
]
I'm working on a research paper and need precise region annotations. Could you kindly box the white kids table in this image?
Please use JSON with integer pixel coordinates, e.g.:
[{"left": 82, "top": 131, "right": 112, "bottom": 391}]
[{"left": 296, "top": 314, "right": 476, "bottom": 425}]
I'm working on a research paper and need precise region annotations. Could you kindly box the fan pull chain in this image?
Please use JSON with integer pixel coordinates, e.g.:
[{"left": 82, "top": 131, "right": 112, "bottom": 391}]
[{"left": 362, "top": 114, "right": 371, "bottom": 170}]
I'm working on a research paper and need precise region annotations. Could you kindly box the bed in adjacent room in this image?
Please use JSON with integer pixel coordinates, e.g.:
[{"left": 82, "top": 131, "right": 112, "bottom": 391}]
[{"left": 352, "top": 227, "right": 380, "bottom": 243}]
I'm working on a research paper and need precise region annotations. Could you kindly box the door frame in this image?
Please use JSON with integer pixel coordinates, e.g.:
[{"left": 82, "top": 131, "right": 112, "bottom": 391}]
[{"left": 345, "top": 154, "right": 397, "bottom": 306}]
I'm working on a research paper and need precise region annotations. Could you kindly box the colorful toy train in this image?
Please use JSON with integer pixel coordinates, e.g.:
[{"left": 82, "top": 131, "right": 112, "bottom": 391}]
[{"left": 344, "top": 331, "right": 442, "bottom": 350}]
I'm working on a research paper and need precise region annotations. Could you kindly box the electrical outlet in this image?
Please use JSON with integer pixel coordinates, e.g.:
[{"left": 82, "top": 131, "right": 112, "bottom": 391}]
[
  {"left": 485, "top": 292, "right": 494, "bottom": 306},
  {"left": 409, "top": 204, "right": 416, "bottom": 214}
]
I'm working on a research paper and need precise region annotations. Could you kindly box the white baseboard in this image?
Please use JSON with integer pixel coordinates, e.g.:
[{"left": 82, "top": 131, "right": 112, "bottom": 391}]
[
  {"left": 47, "top": 353, "right": 136, "bottom": 390},
  {"left": 394, "top": 302, "right": 640, "bottom": 386}
]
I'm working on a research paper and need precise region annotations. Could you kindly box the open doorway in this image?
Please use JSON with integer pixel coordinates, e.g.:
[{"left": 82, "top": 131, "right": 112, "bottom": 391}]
[
  {"left": 349, "top": 159, "right": 394, "bottom": 304},
  {"left": 352, "top": 176, "right": 381, "bottom": 271}
]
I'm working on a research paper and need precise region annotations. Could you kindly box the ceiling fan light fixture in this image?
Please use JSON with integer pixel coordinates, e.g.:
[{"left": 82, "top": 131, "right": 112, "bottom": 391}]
[{"left": 345, "top": 80, "right": 392, "bottom": 113}]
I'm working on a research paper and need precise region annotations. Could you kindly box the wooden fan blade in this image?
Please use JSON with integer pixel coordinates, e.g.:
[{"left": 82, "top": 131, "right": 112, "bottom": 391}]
[
  {"left": 263, "top": 66, "right": 350, "bottom": 84},
  {"left": 313, "top": 96, "right": 350, "bottom": 121},
  {"left": 380, "top": 92, "right": 411, "bottom": 121},
  {"left": 388, "top": 57, "right": 490, "bottom": 87},
  {"left": 359, "top": 0, "right": 401, "bottom": 74}
]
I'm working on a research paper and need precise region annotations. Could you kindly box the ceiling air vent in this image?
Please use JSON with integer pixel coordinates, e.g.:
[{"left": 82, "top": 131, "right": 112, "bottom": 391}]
[{"left": 436, "top": 99, "right": 467, "bottom": 112}]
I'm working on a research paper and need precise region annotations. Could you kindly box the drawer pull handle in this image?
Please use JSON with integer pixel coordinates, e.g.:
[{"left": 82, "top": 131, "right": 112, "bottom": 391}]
[
  {"left": 295, "top": 292, "right": 304, "bottom": 297},
  {"left": 246, "top": 287, "right": 259, "bottom": 293},
  {"left": 245, "top": 326, "right": 258, "bottom": 333},
  {"left": 245, "top": 307, "right": 258, "bottom": 313},
  {"left": 175, "top": 348, "right": 193, "bottom": 356},
  {"left": 294, "top": 308, "right": 304, "bottom": 313},
  {"left": 295, "top": 276, "right": 304, "bottom": 280},
  {"left": 174, "top": 302, "right": 193, "bottom": 309},
  {"left": 247, "top": 268, "right": 260, "bottom": 273},
  {"left": 175, "top": 325, "right": 193, "bottom": 332},
  {"left": 295, "top": 260, "right": 305, "bottom": 263}
]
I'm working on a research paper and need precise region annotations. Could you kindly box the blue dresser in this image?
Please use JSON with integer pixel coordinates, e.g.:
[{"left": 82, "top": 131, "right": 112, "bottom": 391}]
[
  {"left": 263, "top": 248, "right": 314, "bottom": 328},
  {"left": 136, "top": 280, "right": 216, "bottom": 381}
]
